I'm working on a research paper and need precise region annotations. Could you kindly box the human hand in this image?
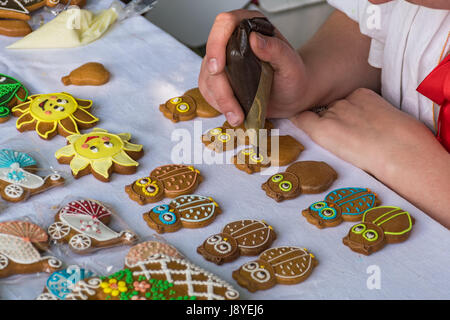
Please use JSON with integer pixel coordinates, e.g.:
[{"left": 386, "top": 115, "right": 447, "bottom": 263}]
[{"left": 198, "top": 10, "right": 308, "bottom": 126}]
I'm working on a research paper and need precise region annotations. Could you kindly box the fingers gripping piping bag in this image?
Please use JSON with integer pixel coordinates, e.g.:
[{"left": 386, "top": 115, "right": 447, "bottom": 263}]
[{"left": 226, "top": 18, "right": 275, "bottom": 153}]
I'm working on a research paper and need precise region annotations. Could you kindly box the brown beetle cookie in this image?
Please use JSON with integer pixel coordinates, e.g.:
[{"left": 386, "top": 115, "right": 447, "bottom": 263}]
[
  {"left": 62, "top": 62, "right": 111, "bottom": 86},
  {"left": 262, "top": 161, "right": 337, "bottom": 202},
  {"left": 48, "top": 199, "right": 138, "bottom": 254},
  {"left": 343, "top": 206, "right": 415, "bottom": 256},
  {"left": 143, "top": 195, "right": 221, "bottom": 234},
  {"left": 233, "top": 246, "right": 317, "bottom": 292},
  {"left": 197, "top": 219, "right": 276, "bottom": 265},
  {"left": 125, "top": 164, "right": 203, "bottom": 205},
  {"left": 159, "top": 88, "right": 221, "bottom": 122}
]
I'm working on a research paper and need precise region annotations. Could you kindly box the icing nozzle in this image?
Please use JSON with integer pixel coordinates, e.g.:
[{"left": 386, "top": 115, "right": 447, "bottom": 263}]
[{"left": 111, "top": 0, "right": 159, "bottom": 22}]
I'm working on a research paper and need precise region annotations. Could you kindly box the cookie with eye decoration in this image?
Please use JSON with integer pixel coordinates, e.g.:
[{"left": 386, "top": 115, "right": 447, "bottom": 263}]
[
  {"left": 55, "top": 128, "right": 144, "bottom": 182},
  {"left": 232, "top": 246, "right": 317, "bottom": 292},
  {"left": 262, "top": 161, "right": 338, "bottom": 202},
  {"left": 143, "top": 195, "right": 221, "bottom": 234},
  {"left": 302, "top": 187, "right": 381, "bottom": 229},
  {"left": 12, "top": 92, "right": 98, "bottom": 140},
  {"left": 197, "top": 219, "right": 276, "bottom": 265},
  {"left": 125, "top": 164, "right": 203, "bottom": 205},
  {"left": 343, "top": 206, "right": 415, "bottom": 256},
  {"left": 159, "top": 88, "right": 221, "bottom": 123}
]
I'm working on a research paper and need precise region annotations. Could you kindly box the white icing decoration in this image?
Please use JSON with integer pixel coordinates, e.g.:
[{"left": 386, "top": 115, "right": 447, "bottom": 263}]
[
  {"left": 0, "top": 168, "right": 45, "bottom": 190},
  {"left": 60, "top": 213, "right": 120, "bottom": 242}
]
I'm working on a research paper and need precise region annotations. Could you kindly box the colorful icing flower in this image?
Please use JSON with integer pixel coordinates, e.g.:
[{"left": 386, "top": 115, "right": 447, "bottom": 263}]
[
  {"left": 133, "top": 281, "right": 150, "bottom": 293},
  {"left": 7, "top": 170, "right": 25, "bottom": 182},
  {"left": 131, "top": 295, "right": 147, "bottom": 300},
  {"left": 100, "top": 278, "right": 128, "bottom": 297},
  {"left": 11, "top": 93, "right": 98, "bottom": 139}
]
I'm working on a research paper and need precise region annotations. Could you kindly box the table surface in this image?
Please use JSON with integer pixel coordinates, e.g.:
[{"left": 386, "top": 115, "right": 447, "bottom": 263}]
[{"left": 0, "top": 0, "right": 448, "bottom": 300}]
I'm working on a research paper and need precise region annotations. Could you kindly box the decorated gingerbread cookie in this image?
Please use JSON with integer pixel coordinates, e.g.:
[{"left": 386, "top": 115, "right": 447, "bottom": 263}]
[
  {"left": 0, "top": 220, "right": 62, "bottom": 278},
  {"left": 159, "top": 88, "right": 221, "bottom": 122},
  {"left": 0, "top": 19, "right": 32, "bottom": 37},
  {"left": 198, "top": 219, "right": 276, "bottom": 265},
  {"left": 0, "top": 0, "right": 60, "bottom": 21},
  {"left": 0, "top": 149, "right": 64, "bottom": 202},
  {"left": 12, "top": 92, "right": 98, "bottom": 140},
  {"left": 48, "top": 199, "right": 138, "bottom": 254},
  {"left": 55, "top": 128, "right": 144, "bottom": 182},
  {"left": 0, "top": 73, "right": 28, "bottom": 123},
  {"left": 125, "top": 241, "right": 184, "bottom": 266},
  {"left": 125, "top": 164, "right": 203, "bottom": 205},
  {"left": 62, "top": 253, "right": 240, "bottom": 300},
  {"left": 62, "top": 62, "right": 111, "bottom": 86},
  {"left": 233, "top": 246, "right": 317, "bottom": 292},
  {"left": 143, "top": 195, "right": 221, "bottom": 234},
  {"left": 343, "top": 206, "right": 415, "bottom": 256},
  {"left": 262, "top": 161, "right": 338, "bottom": 202},
  {"left": 302, "top": 188, "right": 381, "bottom": 229}
]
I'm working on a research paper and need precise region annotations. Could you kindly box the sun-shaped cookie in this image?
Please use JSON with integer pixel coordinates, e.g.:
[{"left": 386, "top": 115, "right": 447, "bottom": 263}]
[
  {"left": 11, "top": 92, "right": 98, "bottom": 140},
  {"left": 55, "top": 128, "right": 144, "bottom": 182}
]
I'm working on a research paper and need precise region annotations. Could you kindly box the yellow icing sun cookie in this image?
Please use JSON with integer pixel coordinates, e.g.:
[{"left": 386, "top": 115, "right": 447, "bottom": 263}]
[{"left": 55, "top": 128, "right": 144, "bottom": 182}]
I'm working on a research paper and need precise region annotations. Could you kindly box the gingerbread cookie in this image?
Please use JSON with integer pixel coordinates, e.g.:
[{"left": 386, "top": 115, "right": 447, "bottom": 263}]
[
  {"left": 64, "top": 253, "right": 240, "bottom": 300},
  {"left": 233, "top": 135, "right": 305, "bottom": 174},
  {"left": 0, "top": 73, "right": 28, "bottom": 123},
  {"left": 0, "top": 149, "right": 64, "bottom": 202},
  {"left": 125, "top": 241, "right": 184, "bottom": 266},
  {"left": 198, "top": 219, "right": 276, "bottom": 265},
  {"left": 159, "top": 88, "right": 221, "bottom": 122},
  {"left": 343, "top": 206, "right": 415, "bottom": 256},
  {"left": 125, "top": 164, "right": 202, "bottom": 205},
  {"left": 12, "top": 92, "right": 98, "bottom": 140},
  {"left": 48, "top": 199, "right": 138, "bottom": 254},
  {"left": 143, "top": 195, "right": 221, "bottom": 234},
  {"left": 262, "top": 161, "right": 338, "bottom": 202},
  {"left": 233, "top": 246, "right": 317, "bottom": 292},
  {"left": 0, "top": 220, "right": 62, "bottom": 278},
  {"left": 302, "top": 188, "right": 381, "bottom": 229},
  {"left": 0, "top": 0, "right": 60, "bottom": 21},
  {"left": 62, "top": 62, "right": 111, "bottom": 86},
  {"left": 55, "top": 128, "right": 144, "bottom": 182},
  {"left": 0, "top": 19, "right": 31, "bottom": 37}
]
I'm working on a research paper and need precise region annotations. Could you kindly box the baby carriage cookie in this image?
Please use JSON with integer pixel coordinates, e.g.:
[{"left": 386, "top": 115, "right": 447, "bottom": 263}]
[
  {"left": 0, "top": 74, "right": 28, "bottom": 122},
  {"left": 65, "top": 253, "right": 240, "bottom": 300},
  {"left": 343, "top": 206, "right": 415, "bottom": 256},
  {"left": 302, "top": 187, "right": 381, "bottom": 228},
  {"left": 48, "top": 199, "right": 138, "bottom": 254},
  {"left": 0, "top": 149, "right": 64, "bottom": 202},
  {"left": 12, "top": 92, "right": 98, "bottom": 140},
  {"left": 55, "top": 128, "right": 144, "bottom": 182},
  {"left": 125, "top": 164, "right": 203, "bottom": 205},
  {"left": 262, "top": 161, "right": 338, "bottom": 202},
  {"left": 233, "top": 246, "right": 317, "bottom": 292},
  {"left": 0, "top": 220, "right": 62, "bottom": 278},
  {"left": 159, "top": 88, "right": 221, "bottom": 122},
  {"left": 143, "top": 195, "right": 221, "bottom": 234},
  {"left": 198, "top": 219, "right": 276, "bottom": 265}
]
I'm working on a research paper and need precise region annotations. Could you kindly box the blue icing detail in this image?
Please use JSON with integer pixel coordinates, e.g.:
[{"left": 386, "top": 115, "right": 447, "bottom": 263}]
[
  {"left": 0, "top": 149, "right": 36, "bottom": 169},
  {"left": 7, "top": 170, "right": 25, "bottom": 182},
  {"left": 46, "top": 267, "right": 94, "bottom": 300}
]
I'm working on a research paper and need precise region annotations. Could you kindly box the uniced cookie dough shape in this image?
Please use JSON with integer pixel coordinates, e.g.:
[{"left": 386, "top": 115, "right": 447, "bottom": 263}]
[
  {"left": 343, "top": 206, "right": 415, "bottom": 256},
  {"left": 232, "top": 246, "right": 317, "bottom": 293},
  {"left": 302, "top": 188, "right": 381, "bottom": 229},
  {"left": 143, "top": 195, "right": 221, "bottom": 234},
  {"left": 125, "top": 164, "right": 203, "bottom": 205},
  {"left": 0, "top": 73, "right": 29, "bottom": 123},
  {"left": 12, "top": 92, "right": 98, "bottom": 140},
  {"left": 55, "top": 128, "right": 144, "bottom": 182},
  {"left": 0, "top": 220, "right": 62, "bottom": 279},
  {"left": 159, "top": 88, "right": 221, "bottom": 122},
  {"left": 62, "top": 62, "right": 110, "bottom": 86},
  {"left": 197, "top": 219, "right": 276, "bottom": 265},
  {"left": 262, "top": 161, "right": 338, "bottom": 202}
]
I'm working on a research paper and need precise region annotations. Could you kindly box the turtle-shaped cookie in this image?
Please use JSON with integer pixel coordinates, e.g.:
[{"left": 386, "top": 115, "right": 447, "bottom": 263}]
[
  {"left": 197, "top": 219, "right": 276, "bottom": 265},
  {"left": 262, "top": 161, "right": 338, "bottom": 202},
  {"left": 233, "top": 246, "right": 317, "bottom": 292},
  {"left": 125, "top": 164, "right": 203, "bottom": 205},
  {"left": 302, "top": 187, "right": 381, "bottom": 229},
  {"left": 0, "top": 74, "right": 29, "bottom": 123},
  {"left": 143, "top": 195, "right": 221, "bottom": 234}
]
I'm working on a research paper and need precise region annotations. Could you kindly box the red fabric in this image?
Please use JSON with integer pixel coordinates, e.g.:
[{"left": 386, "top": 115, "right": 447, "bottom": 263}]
[{"left": 417, "top": 54, "right": 450, "bottom": 152}]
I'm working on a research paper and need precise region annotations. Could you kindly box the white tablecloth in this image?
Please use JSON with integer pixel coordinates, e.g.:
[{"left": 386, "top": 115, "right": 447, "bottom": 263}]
[{"left": 0, "top": 0, "right": 448, "bottom": 300}]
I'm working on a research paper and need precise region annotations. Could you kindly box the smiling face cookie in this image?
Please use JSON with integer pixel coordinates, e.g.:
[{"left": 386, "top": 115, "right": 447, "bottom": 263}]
[{"left": 12, "top": 93, "right": 98, "bottom": 140}]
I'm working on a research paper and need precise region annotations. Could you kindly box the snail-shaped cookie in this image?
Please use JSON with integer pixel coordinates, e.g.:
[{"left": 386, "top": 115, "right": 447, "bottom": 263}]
[
  {"left": 197, "top": 219, "right": 276, "bottom": 265},
  {"left": 262, "top": 161, "right": 338, "bottom": 202},
  {"left": 302, "top": 187, "right": 381, "bottom": 228},
  {"left": 343, "top": 206, "right": 415, "bottom": 255}
]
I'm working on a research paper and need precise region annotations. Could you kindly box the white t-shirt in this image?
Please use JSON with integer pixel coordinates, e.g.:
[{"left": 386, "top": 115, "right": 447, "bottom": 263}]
[{"left": 327, "top": 0, "right": 449, "bottom": 133}]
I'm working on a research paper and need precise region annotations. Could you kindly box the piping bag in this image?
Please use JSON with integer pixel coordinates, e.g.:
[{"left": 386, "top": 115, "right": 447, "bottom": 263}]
[{"left": 225, "top": 17, "right": 275, "bottom": 154}]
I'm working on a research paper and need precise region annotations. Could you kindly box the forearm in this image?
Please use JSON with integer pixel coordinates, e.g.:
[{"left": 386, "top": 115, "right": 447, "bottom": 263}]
[{"left": 298, "top": 10, "right": 381, "bottom": 108}]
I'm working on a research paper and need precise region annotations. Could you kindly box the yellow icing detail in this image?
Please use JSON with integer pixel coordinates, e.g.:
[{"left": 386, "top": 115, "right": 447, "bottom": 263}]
[
  {"left": 73, "top": 132, "right": 124, "bottom": 160},
  {"left": 209, "top": 128, "right": 222, "bottom": 135},
  {"left": 176, "top": 102, "right": 190, "bottom": 113},
  {"left": 142, "top": 183, "right": 159, "bottom": 196},
  {"left": 136, "top": 177, "right": 152, "bottom": 187},
  {"left": 29, "top": 93, "right": 79, "bottom": 122},
  {"left": 170, "top": 97, "right": 182, "bottom": 104},
  {"left": 55, "top": 144, "right": 75, "bottom": 159}
]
